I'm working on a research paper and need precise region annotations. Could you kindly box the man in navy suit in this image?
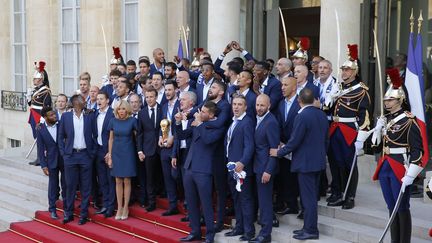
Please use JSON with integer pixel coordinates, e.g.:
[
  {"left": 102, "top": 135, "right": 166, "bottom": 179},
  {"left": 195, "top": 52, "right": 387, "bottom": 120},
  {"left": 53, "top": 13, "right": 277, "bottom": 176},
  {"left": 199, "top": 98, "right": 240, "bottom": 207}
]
[
  {"left": 294, "top": 65, "right": 320, "bottom": 100},
  {"left": 93, "top": 91, "right": 115, "bottom": 217},
  {"left": 195, "top": 63, "right": 215, "bottom": 105},
  {"left": 223, "top": 95, "right": 256, "bottom": 241},
  {"left": 226, "top": 70, "right": 257, "bottom": 120},
  {"left": 152, "top": 71, "right": 167, "bottom": 105},
  {"left": 252, "top": 61, "right": 282, "bottom": 113},
  {"left": 274, "top": 77, "right": 301, "bottom": 216},
  {"left": 137, "top": 87, "right": 163, "bottom": 212},
  {"left": 159, "top": 80, "right": 180, "bottom": 216},
  {"left": 175, "top": 101, "right": 225, "bottom": 243},
  {"left": 270, "top": 88, "right": 329, "bottom": 240},
  {"left": 176, "top": 71, "right": 196, "bottom": 95},
  {"left": 58, "top": 94, "right": 96, "bottom": 225},
  {"left": 37, "top": 106, "right": 66, "bottom": 220},
  {"left": 150, "top": 48, "right": 165, "bottom": 76},
  {"left": 250, "top": 94, "right": 280, "bottom": 243}
]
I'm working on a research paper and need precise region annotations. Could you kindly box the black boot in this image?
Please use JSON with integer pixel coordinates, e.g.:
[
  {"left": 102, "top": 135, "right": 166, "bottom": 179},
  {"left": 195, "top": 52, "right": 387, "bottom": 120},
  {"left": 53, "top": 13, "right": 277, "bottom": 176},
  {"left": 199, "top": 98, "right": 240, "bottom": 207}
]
[
  {"left": 398, "top": 210, "right": 411, "bottom": 243},
  {"left": 389, "top": 211, "right": 400, "bottom": 243}
]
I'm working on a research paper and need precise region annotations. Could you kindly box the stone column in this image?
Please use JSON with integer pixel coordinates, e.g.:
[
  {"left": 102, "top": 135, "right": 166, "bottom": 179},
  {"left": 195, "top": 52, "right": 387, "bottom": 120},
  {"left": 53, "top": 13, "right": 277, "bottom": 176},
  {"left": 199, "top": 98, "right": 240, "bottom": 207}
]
[
  {"left": 167, "top": 0, "right": 186, "bottom": 60},
  {"left": 319, "top": 0, "right": 361, "bottom": 77},
  {"left": 80, "top": 0, "right": 121, "bottom": 86},
  {"left": 207, "top": 0, "right": 240, "bottom": 67},
  {"left": 139, "top": 0, "right": 168, "bottom": 61}
]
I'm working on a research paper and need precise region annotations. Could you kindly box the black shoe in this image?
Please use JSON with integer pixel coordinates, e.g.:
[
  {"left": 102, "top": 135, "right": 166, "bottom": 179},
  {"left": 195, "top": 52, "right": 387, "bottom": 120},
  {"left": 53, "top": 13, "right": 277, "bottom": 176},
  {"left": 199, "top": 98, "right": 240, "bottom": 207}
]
[
  {"left": 180, "top": 215, "right": 189, "bottom": 222},
  {"left": 327, "top": 197, "right": 344, "bottom": 207},
  {"left": 62, "top": 216, "right": 73, "bottom": 224},
  {"left": 162, "top": 208, "right": 179, "bottom": 216},
  {"left": 78, "top": 217, "right": 88, "bottom": 225},
  {"left": 146, "top": 204, "right": 156, "bottom": 212},
  {"left": 326, "top": 193, "right": 338, "bottom": 202},
  {"left": 28, "top": 159, "right": 40, "bottom": 166},
  {"left": 104, "top": 211, "right": 114, "bottom": 218},
  {"left": 276, "top": 207, "right": 299, "bottom": 215},
  {"left": 95, "top": 207, "right": 107, "bottom": 214},
  {"left": 342, "top": 198, "right": 355, "bottom": 209},
  {"left": 272, "top": 218, "right": 279, "bottom": 227},
  {"left": 293, "top": 229, "right": 303, "bottom": 235},
  {"left": 239, "top": 234, "right": 254, "bottom": 241},
  {"left": 179, "top": 234, "right": 201, "bottom": 242},
  {"left": 224, "top": 229, "right": 244, "bottom": 237},
  {"left": 50, "top": 211, "right": 58, "bottom": 220},
  {"left": 214, "top": 223, "right": 224, "bottom": 233},
  {"left": 297, "top": 211, "right": 304, "bottom": 219},
  {"left": 292, "top": 232, "right": 319, "bottom": 240},
  {"left": 248, "top": 235, "right": 271, "bottom": 243}
]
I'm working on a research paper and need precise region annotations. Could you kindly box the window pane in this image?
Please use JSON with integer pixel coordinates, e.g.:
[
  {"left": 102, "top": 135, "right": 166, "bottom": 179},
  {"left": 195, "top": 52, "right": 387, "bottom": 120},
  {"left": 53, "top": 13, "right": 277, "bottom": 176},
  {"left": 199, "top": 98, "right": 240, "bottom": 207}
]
[
  {"left": 14, "top": 45, "right": 24, "bottom": 74},
  {"left": 14, "top": 0, "right": 23, "bottom": 11},
  {"left": 63, "top": 77, "right": 76, "bottom": 96},
  {"left": 76, "top": 8, "right": 80, "bottom": 41},
  {"left": 15, "top": 75, "right": 24, "bottom": 92},
  {"left": 77, "top": 45, "right": 81, "bottom": 71},
  {"left": 76, "top": 0, "right": 80, "bottom": 7},
  {"left": 62, "top": 0, "right": 73, "bottom": 8},
  {"left": 14, "top": 14, "right": 23, "bottom": 43},
  {"left": 63, "top": 45, "right": 74, "bottom": 76},
  {"left": 125, "top": 3, "right": 138, "bottom": 41},
  {"left": 125, "top": 43, "right": 139, "bottom": 63},
  {"left": 62, "top": 9, "right": 73, "bottom": 41}
]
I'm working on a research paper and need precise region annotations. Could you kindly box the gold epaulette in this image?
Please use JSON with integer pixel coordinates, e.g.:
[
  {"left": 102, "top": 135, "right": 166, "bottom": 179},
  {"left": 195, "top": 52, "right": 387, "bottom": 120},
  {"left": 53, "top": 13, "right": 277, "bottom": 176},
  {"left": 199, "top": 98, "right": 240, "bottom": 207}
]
[
  {"left": 360, "top": 82, "right": 369, "bottom": 91},
  {"left": 404, "top": 111, "right": 415, "bottom": 118}
]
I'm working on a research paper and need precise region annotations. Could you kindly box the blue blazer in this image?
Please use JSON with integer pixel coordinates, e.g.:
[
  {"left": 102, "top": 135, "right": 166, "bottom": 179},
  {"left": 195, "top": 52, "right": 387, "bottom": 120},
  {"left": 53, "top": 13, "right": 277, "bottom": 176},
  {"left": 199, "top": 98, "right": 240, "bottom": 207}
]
[
  {"left": 150, "top": 63, "right": 165, "bottom": 76},
  {"left": 253, "top": 112, "right": 280, "bottom": 175},
  {"left": 37, "top": 123, "right": 61, "bottom": 169},
  {"left": 191, "top": 99, "right": 231, "bottom": 129},
  {"left": 100, "top": 84, "right": 115, "bottom": 104},
  {"left": 176, "top": 122, "right": 225, "bottom": 174},
  {"left": 58, "top": 111, "right": 97, "bottom": 160},
  {"left": 263, "top": 76, "right": 283, "bottom": 112},
  {"left": 160, "top": 100, "right": 180, "bottom": 135},
  {"left": 276, "top": 97, "right": 301, "bottom": 143},
  {"left": 136, "top": 104, "right": 163, "bottom": 157},
  {"left": 277, "top": 106, "right": 329, "bottom": 173},
  {"left": 171, "top": 118, "right": 194, "bottom": 159},
  {"left": 158, "top": 93, "right": 168, "bottom": 106},
  {"left": 195, "top": 79, "right": 215, "bottom": 105},
  {"left": 224, "top": 116, "right": 255, "bottom": 175},
  {"left": 93, "top": 107, "right": 115, "bottom": 154}
]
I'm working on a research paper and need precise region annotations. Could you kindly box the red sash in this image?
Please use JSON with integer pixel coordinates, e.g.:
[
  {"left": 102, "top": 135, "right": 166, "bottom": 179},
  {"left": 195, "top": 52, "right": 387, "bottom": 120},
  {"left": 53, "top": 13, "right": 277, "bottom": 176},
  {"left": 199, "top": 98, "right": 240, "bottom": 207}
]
[
  {"left": 329, "top": 122, "right": 358, "bottom": 146},
  {"left": 372, "top": 156, "right": 406, "bottom": 183}
]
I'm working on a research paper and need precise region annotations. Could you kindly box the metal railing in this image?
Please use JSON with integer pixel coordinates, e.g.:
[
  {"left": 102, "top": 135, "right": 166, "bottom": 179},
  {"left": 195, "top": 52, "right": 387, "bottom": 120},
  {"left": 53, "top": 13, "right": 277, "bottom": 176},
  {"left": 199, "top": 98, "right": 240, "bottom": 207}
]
[{"left": 1, "top": 90, "right": 60, "bottom": 112}]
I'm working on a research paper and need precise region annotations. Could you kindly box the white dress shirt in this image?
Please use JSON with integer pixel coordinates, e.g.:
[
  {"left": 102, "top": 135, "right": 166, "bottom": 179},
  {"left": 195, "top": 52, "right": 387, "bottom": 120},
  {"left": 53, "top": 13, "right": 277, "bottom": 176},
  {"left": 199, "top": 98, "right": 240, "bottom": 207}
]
[
  {"left": 296, "top": 81, "right": 307, "bottom": 95},
  {"left": 256, "top": 111, "right": 270, "bottom": 130},
  {"left": 73, "top": 111, "right": 86, "bottom": 149},
  {"left": 202, "top": 78, "right": 214, "bottom": 100},
  {"left": 259, "top": 76, "right": 269, "bottom": 94},
  {"left": 156, "top": 87, "right": 165, "bottom": 104},
  {"left": 97, "top": 107, "right": 108, "bottom": 146},
  {"left": 46, "top": 123, "right": 57, "bottom": 142}
]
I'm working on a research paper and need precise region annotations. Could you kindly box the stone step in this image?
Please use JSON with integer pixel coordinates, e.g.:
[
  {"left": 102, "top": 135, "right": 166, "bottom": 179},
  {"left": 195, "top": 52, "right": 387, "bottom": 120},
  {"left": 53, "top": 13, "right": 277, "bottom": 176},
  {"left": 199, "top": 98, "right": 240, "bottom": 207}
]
[
  {"left": 0, "top": 207, "right": 31, "bottom": 232},
  {"left": 279, "top": 213, "right": 430, "bottom": 243},
  {"left": 0, "top": 157, "right": 45, "bottom": 175},
  {"left": 0, "top": 178, "right": 48, "bottom": 205},
  {"left": 0, "top": 190, "right": 45, "bottom": 218},
  {"left": 0, "top": 164, "right": 48, "bottom": 191}
]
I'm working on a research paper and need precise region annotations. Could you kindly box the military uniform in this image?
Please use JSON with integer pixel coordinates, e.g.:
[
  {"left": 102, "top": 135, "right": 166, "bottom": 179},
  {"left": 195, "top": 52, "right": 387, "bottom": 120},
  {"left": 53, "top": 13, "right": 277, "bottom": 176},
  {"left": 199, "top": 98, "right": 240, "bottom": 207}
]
[{"left": 370, "top": 68, "right": 425, "bottom": 243}]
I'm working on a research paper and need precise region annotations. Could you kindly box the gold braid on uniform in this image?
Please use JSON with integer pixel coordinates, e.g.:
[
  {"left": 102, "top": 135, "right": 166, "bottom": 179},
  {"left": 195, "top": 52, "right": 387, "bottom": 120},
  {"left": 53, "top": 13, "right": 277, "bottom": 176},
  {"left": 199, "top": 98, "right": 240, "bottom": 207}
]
[
  {"left": 32, "top": 88, "right": 51, "bottom": 106},
  {"left": 408, "top": 116, "right": 423, "bottom": 163}
]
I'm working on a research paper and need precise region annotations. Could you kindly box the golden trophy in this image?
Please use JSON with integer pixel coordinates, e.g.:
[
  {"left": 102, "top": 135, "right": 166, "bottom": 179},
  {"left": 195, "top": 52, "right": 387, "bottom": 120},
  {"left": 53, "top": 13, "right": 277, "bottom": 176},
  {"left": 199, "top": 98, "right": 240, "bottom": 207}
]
[{"left": 160, "top": 119, "right": 171, "bottom": 147}]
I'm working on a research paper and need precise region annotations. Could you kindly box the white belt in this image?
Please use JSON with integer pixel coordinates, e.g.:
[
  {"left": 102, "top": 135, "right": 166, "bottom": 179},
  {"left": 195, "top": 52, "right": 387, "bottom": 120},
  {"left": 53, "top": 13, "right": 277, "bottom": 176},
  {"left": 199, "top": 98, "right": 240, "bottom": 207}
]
[
  {"left": 383, "top": 147, "right": 407, "bottom": 155},
  {"left": 332, "top": 116, "right": 357, "bottom": 123},
  {"left": 31, "top": 105, "right": 43, "bottom": 110}
]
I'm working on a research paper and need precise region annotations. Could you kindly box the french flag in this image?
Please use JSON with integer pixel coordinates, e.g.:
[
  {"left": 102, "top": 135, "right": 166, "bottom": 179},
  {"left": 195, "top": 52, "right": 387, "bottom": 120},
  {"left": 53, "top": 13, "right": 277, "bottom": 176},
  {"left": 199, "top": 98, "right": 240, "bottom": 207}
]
[{"left": 405, "top": 31, "right": 429, "bottom": 167}]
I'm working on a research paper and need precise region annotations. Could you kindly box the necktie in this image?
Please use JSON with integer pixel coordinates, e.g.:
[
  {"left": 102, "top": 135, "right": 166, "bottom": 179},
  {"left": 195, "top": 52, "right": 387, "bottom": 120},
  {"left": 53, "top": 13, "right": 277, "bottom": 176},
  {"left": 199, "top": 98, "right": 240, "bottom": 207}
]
[{"left": 150, "top": 108, "right": 155, "bottom": 128}]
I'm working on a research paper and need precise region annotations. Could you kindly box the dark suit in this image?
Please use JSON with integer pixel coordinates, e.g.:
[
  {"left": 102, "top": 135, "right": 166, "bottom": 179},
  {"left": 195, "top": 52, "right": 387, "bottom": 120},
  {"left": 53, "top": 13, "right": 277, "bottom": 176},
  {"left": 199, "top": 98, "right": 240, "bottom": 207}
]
[
  {"left": 93, "top": 107, "right": 116, "bottom": 213},
  {"left": 276, "top": 106, "right": 329, "bottom": 236},
  {"left": 195, "top": 78, "right": 214, "bottom": 105},
  {"left": 261, "top": 76, "right": 282, "bottom": 112},
  {"left": 176, "top": 120, "right": 225, "bottom": 241},
  {"left": 150, "top": 63, "right": 164, "bottom": 76},
  {"left": 225, "top": 115, "right": 255, "bottom": 236},
  {"left": 137, "top": 104, "right": 163, "bottom": 206},
  {"left": 226, "top": 86, "right": 257, "bottom": 120},
  {"left": 159, "top": 100, "right": 180, "bottom": 209},
  {"left": 275, "top": 97, "right": 301, "bottom": 211},
  {"left": 37, "top": 123, "right": 66, "bottom": 213},
  {"left": 254, "top": 112, "right": 280, "bottom": 238},
  {"left": 100, "top": 84, "right": 115, "bottom": 105},
  {"left": 304, "top": 81, "right": 320, "bottom": 100},
  {"left": 58, "top": 111, "right": 96, "bottom": 219}
]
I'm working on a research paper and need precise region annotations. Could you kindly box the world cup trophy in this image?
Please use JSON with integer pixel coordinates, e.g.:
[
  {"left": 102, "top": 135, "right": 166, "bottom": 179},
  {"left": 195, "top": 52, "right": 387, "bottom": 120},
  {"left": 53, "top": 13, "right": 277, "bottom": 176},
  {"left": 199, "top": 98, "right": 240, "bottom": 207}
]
[{"left": 160, "top": 119, "right": 171, "bottom": 147}]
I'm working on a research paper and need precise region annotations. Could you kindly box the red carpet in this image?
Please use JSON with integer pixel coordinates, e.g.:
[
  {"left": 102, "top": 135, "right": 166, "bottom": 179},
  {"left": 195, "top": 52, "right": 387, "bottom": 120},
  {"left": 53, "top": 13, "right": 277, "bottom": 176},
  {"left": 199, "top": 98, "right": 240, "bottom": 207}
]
[{"left": 0, "top": 197, "right": 226, "bottom": 242}]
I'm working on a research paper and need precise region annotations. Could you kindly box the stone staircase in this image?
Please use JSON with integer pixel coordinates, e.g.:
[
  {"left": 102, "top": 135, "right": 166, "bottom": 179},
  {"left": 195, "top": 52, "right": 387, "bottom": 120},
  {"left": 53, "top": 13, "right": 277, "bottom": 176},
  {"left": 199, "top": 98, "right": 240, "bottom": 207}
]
[{"left": 0, "top": 147, "right": 430, "bottom": 242}]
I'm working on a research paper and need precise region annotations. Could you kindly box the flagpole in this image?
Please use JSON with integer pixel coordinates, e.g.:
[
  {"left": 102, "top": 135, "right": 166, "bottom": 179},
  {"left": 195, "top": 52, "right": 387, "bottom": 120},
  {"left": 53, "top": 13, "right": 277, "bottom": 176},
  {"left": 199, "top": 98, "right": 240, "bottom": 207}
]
[
  {"left": 186, "top": 26, "right": 190, "bottom": 60},
  {"left": 417, "top": 10, "right": 423, "bottom": 34},
  {"left": 409, "top": 9, "right": 414, "bottom": 33}
]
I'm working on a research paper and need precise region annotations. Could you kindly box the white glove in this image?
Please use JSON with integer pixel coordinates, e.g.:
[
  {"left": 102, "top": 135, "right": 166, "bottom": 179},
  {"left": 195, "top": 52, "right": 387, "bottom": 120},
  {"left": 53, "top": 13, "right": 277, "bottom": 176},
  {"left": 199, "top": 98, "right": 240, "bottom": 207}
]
[
  {"left": 357, "top": 130, "right": 371, "bottom": 142},
  {"left": 401, "top": 164, "right": 423, "bottom": 192},
  {"left": 429, "top": 177, "right": 432, "bottom": 191},
  {"left": 371, "top": 117, "right": 386, "bottom": 145},
  {"left": 354, "top": 140, "right": 364, "bottom": 156}
]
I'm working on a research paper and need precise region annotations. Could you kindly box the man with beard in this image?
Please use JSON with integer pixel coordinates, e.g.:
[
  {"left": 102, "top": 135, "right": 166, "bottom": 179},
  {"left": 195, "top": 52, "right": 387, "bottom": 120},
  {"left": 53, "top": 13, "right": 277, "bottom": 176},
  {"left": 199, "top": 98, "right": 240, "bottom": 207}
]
[{"left": 164, "top": 62, "right": 178, "bottom": 81}]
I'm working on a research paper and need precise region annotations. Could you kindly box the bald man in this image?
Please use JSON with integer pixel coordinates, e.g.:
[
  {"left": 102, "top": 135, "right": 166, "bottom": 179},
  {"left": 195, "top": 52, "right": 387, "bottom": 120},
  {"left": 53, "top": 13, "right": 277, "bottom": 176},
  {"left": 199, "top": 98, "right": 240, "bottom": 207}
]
[
  {"left": 176, "top": 71, "right": 196, "bottom": 94},
  {"left": 150, "top": 48, "right": 165, "bottom": 76},
  {"left": 276, "top": 58, "right": 293, "bottom": 80},
  {"left": 252, "top": 94, "right": 280, "bottom": 243},
  {"left": 294, "top": 65, "right": 319, "bottom": 100},
  {"left": 274, "top": 76, "right": 301, "bottom": 217}
]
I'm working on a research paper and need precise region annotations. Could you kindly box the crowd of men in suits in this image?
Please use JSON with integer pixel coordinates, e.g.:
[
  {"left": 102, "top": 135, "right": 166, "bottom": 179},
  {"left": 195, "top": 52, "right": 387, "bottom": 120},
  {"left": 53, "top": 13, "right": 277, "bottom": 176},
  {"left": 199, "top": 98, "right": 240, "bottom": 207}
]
[{"left": 27, "top": 40, "right": 426, "bottom": 243}]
